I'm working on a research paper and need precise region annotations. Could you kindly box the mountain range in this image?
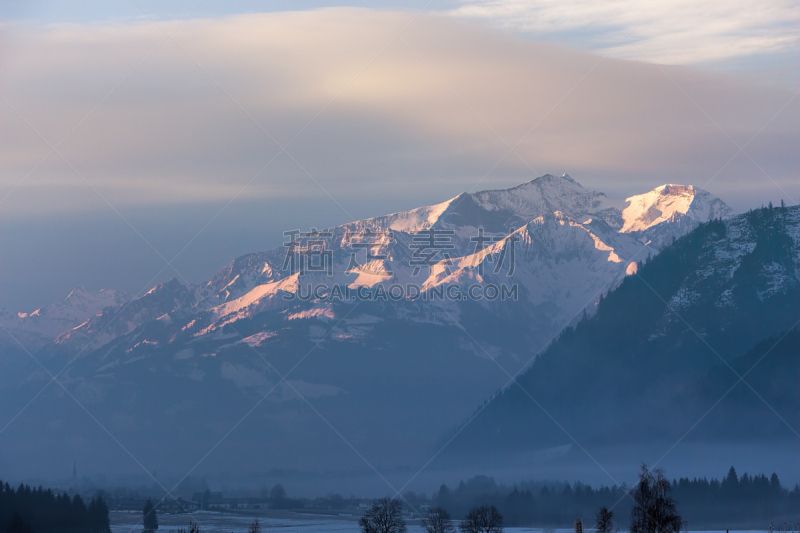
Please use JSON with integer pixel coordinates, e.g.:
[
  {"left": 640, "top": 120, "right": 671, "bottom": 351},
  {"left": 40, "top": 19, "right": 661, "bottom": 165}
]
[
  {"left": 4, "top": 175, "right": 732, "bottom": 357},
  {"left": 4, "top": 174, "right": 794, "bottom": 486}
]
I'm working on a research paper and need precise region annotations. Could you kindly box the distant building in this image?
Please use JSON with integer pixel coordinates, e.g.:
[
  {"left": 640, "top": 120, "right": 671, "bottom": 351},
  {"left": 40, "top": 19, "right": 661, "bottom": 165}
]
[
  {"left": 208, "top": 501, "right": 231, "bottom": 510},
  {"left": 158, "top": 498, "right": 200, "bottom": 514},
  {"left": 188, "top": 491, "right": 263, "bottom": 512},
  {"left": 180, "top": 499, "right": 200, "bottom": 512},
  {"left": 237, "top": 501, "right": 264, "bottom": 509},
  {"left": 207, "top": 493, "right": 231, "bottom": 510}
]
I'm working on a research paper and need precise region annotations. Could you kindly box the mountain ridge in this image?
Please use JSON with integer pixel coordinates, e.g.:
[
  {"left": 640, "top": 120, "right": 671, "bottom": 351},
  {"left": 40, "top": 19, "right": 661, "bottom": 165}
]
[
  {"left": 44, "top": 174, "right": 732, "bottom": 357},
  {"left": 0, "top": 287, "right": 130, "bottom": 352}
]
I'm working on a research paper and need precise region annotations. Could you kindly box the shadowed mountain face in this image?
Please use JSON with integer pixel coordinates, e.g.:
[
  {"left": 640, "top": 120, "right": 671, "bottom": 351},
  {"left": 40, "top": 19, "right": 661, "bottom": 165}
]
[
  {"left": 446, "top": 205, "right": 800, "bottom": 459},
  {"left": 0, "top": 175, "right": 740, "bottom": 482}
]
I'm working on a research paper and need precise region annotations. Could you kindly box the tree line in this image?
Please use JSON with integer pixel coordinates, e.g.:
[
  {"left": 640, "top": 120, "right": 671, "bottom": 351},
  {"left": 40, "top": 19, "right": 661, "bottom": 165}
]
[
  {"left": 0, "top": 481, "right": 110, "bottom": 533},
  {"left": 430, "top": 466, "right": 799, "bottom": 528},
  {"left": 148, "top": 464, "right": 797, "bottom": 531},
  {"left": 359, "top": 466, "right": 688, "bottom": 533}
]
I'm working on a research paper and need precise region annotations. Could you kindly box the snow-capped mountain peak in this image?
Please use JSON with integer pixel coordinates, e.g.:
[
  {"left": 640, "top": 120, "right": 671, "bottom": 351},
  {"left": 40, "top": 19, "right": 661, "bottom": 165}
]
[
  {"left": 620, "top": 184, "right": 733, "bottom": 233},
  {"left": 467, "top": 173, "right": 606, "bottom": 224}
]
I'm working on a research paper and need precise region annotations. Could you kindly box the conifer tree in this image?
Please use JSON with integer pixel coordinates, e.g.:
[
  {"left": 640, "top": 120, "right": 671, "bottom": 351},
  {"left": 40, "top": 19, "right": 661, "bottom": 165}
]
[{"left": 143, "top": 499, "right": 159, "bottom": 533}]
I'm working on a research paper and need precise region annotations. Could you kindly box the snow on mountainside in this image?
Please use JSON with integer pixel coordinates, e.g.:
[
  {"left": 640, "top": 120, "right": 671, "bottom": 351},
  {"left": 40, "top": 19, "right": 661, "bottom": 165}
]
[
  {"left": 359, "top": 196, "right": 458, "bottom": 233},
  {"left": 192, "top": 176, "right": 724, "bottom": 313},
  {"left": 469, "top": 173, "right": 615, "bottom": 226},
  {"left": 0, "top": 287, "right": 130, "bottom": 351},
  {"left": 46, "top": 174, "right": 732, "bottom": 361},
  {"left": 648, "top": 205, "right": 800, "bottom": 341},
  {"left": 53, "top": 279, "right": 196, "bottom": 354},
  {"left": 421, "top": 211, "right": 641, "bottom": 332},
  {"left": 0, "top": 174, "right": 730, "bottom": 358},
  {"left": 621, "top": 184, "right": 733, "bottom": 233}
]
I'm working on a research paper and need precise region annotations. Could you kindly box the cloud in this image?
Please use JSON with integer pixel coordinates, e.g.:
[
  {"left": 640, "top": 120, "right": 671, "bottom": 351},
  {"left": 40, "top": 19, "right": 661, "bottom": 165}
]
[
  {"left": 0, "top": 8, "right": 797, "bottom": 221},
  {"left": 451, "top": 0, "right": 800, "bottom": 65}
]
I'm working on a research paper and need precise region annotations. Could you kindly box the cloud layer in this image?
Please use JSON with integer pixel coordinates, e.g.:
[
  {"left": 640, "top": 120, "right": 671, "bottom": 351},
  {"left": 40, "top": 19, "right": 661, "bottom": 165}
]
[
  {"left": 452, "top": 0, "right": 800, "bottom": 66},
  {"left": 0, "top": 8, "right": 797, "bottom": 221}
]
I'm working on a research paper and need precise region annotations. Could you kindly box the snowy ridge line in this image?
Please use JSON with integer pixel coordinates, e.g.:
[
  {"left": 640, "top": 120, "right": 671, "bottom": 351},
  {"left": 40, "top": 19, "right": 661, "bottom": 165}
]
[{"left": 1, "top": 174, "right": 733, "bottom": 354}]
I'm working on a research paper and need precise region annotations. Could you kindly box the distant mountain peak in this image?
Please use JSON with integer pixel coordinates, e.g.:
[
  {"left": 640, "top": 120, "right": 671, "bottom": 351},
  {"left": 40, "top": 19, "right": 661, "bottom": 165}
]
[
  {"left": 0, "top": 286, "right": 130, "bottom": 351},
  {"left": 620, "top": 183, "right": 733, "bottom": 233},
  {"left": 511, "top": 172, "right": 584, "bottom": 191}
]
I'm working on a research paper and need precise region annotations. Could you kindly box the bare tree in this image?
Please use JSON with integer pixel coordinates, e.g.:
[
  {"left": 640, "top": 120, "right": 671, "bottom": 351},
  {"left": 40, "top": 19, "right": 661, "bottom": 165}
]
[
  {"left": 176, "top": 520, "right": 200, "bottom": 533},
  {"left": 459, "top": 505, "right": 503, "bottom": 533},
  {"left": 248, "top": 518, "right": 262, "bottom": 533},
  {"left": 630, "top": 465, "right": 682, "bottom": 533},
  {"left": 423, "top": 507, "right": 456, "bottom": 533},
  {"left": 596, "top": 507, "right": 618, "bottom": 533},
  {"left": 359, "top": 498, "right": 408, "bottom": 533}
]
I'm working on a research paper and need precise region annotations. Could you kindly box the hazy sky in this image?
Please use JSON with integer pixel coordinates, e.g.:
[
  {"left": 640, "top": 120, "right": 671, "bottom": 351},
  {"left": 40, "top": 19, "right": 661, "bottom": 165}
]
[{"left": 0, "top": 1, "right": 798, "bottom": 310}]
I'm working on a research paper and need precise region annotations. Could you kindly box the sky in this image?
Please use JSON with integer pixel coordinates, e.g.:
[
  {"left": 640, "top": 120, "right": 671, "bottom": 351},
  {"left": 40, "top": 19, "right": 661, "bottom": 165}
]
[{"left": 0, "top": 1, "right": 798, "bottom": 310}]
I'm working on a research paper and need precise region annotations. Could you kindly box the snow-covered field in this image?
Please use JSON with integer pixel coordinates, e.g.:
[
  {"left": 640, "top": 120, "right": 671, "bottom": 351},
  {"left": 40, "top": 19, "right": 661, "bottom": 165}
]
[
  {"left": 110, "top": 512, "right": 767, "bottom": 533},
  {"left": 111, "top": 510, "right": 359, "bottom": 532},
  {"left": 109, "top": 511, "right": 581, "bottom": 532}
]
